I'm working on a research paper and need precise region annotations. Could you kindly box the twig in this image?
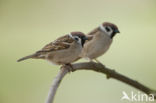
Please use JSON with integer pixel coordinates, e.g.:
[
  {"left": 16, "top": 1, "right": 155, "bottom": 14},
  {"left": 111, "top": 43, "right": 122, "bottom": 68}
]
[
  {"left": 45, "top": 62, "right": 156, "bottom": 103},
  {"left": 45, "top": 67, "right": 69, "bottom": 103}
]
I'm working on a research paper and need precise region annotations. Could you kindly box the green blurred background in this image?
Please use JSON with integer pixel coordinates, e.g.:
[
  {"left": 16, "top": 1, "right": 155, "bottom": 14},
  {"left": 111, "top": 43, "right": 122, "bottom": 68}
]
[{"left": 0, "top": 0, "right": 156, "bottom": 103}]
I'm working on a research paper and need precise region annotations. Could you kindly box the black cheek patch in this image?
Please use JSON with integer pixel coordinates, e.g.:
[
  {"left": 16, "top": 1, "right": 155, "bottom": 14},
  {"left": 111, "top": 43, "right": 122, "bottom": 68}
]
[{"left": 110, "top": 32, "right": 116, "bottom": 39}]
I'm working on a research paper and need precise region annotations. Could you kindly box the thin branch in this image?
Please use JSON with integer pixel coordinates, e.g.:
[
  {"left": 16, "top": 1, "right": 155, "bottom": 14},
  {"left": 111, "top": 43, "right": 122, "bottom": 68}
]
[
  {"left": 45, "top": 67, "right": 68, "bottom": 103},
  {"left": 45, "top": 62, "right": 156, "bottom": 103}
]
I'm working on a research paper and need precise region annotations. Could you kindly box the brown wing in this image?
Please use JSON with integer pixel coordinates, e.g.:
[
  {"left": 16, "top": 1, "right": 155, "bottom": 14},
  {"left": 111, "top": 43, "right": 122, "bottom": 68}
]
[
  {"left": 86, "top": 27, "right": 99, "bottom": 41},
  {"left": 37, "top": 35, "right": 74, "bottom": 53},
  {"left": 88, "top": 27, "right": 99, "bottom": 35},
  {"left": 17, "top": 35, "right": 75, "bottom": 61}
]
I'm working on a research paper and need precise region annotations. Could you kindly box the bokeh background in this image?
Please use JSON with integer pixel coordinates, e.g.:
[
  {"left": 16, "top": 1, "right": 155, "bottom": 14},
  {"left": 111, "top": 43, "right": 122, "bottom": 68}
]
[{"left": 0, "top": 0, "right": 156, "bottom": 103}]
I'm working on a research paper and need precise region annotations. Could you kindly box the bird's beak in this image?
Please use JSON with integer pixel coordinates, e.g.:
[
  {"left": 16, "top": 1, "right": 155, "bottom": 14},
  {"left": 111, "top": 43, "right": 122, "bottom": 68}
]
[
  {"left": 84, "top": 37, "right": 89, "bottom": 40},
  {"left": 115, "top": 29, "right": 120, "bottom": 33}
]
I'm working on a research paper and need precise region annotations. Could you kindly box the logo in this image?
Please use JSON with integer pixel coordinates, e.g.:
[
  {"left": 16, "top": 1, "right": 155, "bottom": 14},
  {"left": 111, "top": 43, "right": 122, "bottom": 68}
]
[{"left": 121, "top": 91, "right": 155, "bottom": 102}]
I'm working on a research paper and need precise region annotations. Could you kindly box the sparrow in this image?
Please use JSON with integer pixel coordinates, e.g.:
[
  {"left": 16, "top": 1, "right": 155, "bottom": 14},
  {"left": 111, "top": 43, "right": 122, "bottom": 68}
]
[
  {"left": 17, "top": 32, "right": 88, "bottom": 67},
  {"left": 80, "top": 22, "right": 120, "bottom": 63}
]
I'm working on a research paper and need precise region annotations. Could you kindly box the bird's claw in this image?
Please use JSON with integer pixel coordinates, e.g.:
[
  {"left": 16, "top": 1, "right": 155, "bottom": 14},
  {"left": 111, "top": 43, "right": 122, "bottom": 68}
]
[{"left": 62, "top": 64, "right": 74, "bottom": 72}]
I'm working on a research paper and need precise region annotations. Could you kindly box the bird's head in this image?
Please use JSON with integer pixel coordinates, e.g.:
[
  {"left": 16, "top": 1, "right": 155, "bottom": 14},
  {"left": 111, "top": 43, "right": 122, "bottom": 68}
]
[
  {"left": 99, "top": 22, "right": 120, "bottom": 38},
  {"left": 69, "top": 32, "right": 88, "bottom": 47}
]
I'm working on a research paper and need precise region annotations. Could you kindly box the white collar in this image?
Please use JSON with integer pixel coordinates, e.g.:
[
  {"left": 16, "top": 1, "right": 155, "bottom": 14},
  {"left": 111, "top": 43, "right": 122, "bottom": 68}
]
[
  {"left": 99, "top": 24, "right": 106, "bottom": 33},
  {"left": 68, "top": 33, "right": 74, "bottom": 39}
]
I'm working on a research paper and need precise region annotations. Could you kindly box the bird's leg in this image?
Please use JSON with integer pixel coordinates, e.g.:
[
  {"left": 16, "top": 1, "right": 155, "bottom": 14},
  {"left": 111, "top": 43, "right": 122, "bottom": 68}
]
[
  {"left": 94, "top": 59, "right": 102, "bottom": 64},
  {"left": 65, "top": 63, "right": 74, "bottom": 72},
  {"left": 86, "top": 58, "right": 95, "bottom": 63}
]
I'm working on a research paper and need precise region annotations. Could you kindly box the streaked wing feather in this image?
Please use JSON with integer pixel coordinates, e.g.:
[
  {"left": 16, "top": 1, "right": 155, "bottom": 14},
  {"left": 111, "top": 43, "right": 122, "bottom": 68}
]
[
  {"left": 38, "top": 35, "right": 74, "bottom": 52},
  {"left": 86, "top": 35, "right": 93, "bottom": 41}
]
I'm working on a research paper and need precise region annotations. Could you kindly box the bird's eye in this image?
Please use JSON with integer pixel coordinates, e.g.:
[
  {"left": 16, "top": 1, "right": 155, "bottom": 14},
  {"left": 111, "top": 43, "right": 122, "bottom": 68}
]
[
  {"left": 74, "top": 37, "right": 79, "bottom": 41},
  {"left": 105, "top": 26, "right": 110, "bottom": 32}
]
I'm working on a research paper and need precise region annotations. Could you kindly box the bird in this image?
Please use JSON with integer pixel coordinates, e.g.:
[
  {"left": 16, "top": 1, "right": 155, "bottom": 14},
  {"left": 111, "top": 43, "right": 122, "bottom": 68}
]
[
  {"left": 80, "top": 22, "right": 120, "bottom": 63},
  {"left": 17, "top": 32, "right": 88, "bottom": 68}
]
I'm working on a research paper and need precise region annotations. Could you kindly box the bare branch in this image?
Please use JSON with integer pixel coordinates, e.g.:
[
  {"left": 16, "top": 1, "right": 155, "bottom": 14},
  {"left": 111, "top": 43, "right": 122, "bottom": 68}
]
[
  {"left": 45, "top": 67, "right": 69, "bottom": 103},
  {"left": 45, "top": 62, "right": 156, "bottom": 103}
]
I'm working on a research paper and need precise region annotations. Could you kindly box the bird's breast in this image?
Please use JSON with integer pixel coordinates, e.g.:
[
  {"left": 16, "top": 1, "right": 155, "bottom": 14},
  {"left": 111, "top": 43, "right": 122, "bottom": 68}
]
[{"left": 81, "top": 33, "right": 112, "bottom": 59}]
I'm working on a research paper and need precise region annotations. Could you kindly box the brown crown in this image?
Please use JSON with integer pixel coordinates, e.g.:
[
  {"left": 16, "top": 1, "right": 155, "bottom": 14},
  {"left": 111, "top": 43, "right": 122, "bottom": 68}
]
[{"left": 102, "top": 22, "right": 119, "bottom": 30}]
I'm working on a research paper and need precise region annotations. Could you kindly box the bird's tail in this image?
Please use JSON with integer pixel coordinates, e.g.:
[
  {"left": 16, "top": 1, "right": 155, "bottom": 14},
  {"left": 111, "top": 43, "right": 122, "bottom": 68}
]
[{"left": 17, "top": 53, "right": 37, "bottom": 62}]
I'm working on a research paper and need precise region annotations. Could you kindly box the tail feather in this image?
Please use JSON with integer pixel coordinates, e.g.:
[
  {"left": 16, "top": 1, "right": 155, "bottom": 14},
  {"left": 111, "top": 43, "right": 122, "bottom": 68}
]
[{"left": 17, "top": 54, "right": 37, "bottom": 62}]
